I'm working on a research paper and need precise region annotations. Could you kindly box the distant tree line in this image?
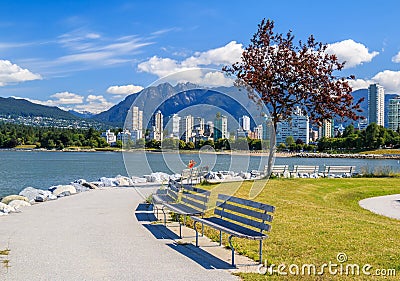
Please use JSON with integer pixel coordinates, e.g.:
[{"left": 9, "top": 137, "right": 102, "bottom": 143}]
[
  {"left": 317, "top": 123, "right": 400, "bottom": 152},
  {"left": 0, "top": 122, "right": 109, "bottom": 149}
]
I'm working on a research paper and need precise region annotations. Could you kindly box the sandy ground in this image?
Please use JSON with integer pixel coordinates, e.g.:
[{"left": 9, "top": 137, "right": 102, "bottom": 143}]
[
  {"left": 359, "top": 194, "right": 400, "bottom": 220},
  {"left": 0, "top": 187, "right": 237, "bottom": 281}
]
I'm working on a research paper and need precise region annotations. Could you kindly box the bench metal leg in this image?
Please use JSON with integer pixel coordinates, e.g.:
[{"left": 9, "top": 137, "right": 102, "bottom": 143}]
[
  {"left": 259, "top": 240, "right": 263, "bottom": 264},
  {"left": 228, "top": 235, "right": 235, "bottom": 267},
  {"left": 194, "top": 221, "right": 199, "bottom": 247},
  {"left": 179, "top": 215, "right": 182, "bottom": 238},
  {"left": 201, "top": 223, "right": 204, "bottom": 237},
  {"left": 219, "top": 230, "right": 222, "bottom": 246},
  {"left": 153, "top": 205, "right": 159, "bottom": 220},
  {"left": 161, "top": 207, "right": 167, "bottom": 226}
]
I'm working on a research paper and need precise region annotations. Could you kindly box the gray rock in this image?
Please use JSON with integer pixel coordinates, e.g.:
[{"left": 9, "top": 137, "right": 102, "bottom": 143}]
[
  {"left": 19, "top": 187, "right": 54, "bottom": 203},
  {"left": 71, "top": 183, "right": 89, "bottom": 193},
  {"left": 57, "top": 191, "right": 72, "bottom": 198}
]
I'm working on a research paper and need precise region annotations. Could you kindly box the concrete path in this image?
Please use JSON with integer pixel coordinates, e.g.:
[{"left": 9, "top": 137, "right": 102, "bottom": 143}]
[
  {"left": 359, "top": 194, "right": 400, "bottom": 220},
  {"left": 0, "top": 187, "right": 237, "bottom": 281}
]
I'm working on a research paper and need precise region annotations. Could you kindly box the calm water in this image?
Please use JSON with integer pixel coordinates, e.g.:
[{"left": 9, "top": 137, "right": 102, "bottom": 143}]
[{"left": 1, "top": 150, "right": 399, "bottom": 197}]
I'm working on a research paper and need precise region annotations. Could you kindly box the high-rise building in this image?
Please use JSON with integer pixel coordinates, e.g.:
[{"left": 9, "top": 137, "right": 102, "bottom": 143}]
[
  {"left": 166, "top": 114, "right": 181, "bottom": 139},
  {"left": 239, "top": 115, "right": 251, "bottom": 131},
  {"left": 276, "top": 107, "right": 309, "bottom": 145},
  {"left": 388, "top": 97, "right": 400, "bottom": 132},
  {"left": 150, "top": 110, "right": 163, "bottom": 141},
  {"left": 319, "top": 119, "right": 334, "bottom": 139},
  {"left": 214, "top": 113, "right": 228, "bottom": 141},
  {"left": 368, "top": 84, "right": 385, "bottom": 126},
  {"left": 127, "top": 106, "right": 143, "bottom": 131},
  {"left": 204, "top": 121, "right": 214, "bottom": 137},
  {"left": 179, "top": 115, "right": 194, "bottom": 142},
  {"left": 194, "top": 117, "right": 205, "bottom": 135}
]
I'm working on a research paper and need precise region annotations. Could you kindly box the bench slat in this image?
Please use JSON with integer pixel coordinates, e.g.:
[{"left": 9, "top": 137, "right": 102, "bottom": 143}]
[
  {"left": 181, "top": 196, "right": 207, "bottom": 210},
  {"left": 183, "top": 191, "right": 210, "bottom": 203},
  {"left": 218, "top": 194, "right": 275, "bottom": 213},
  {"left": 215, "top": 208, "right": 271, "bottom": 232},
  {"left": 218, "top": 201, "right": 273, "bottom": 222},
  {"left": 163, "top": 203, "right": 204, "bottom": 215}
]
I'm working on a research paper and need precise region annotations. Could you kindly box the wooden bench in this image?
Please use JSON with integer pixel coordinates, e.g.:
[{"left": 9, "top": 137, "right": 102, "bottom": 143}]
[
  {"left": 323, "top": 165, "right": 356, "bottom": 177},
  {"left": 267, "top": 164, "right": 288, "bottom": 178},
  {"left": 291, "top": 165, "right": 319, "bottom": 177},
  {"left": 191, "top": 194, "right": 275, "bottom": 266},
  {"left": 154, "top": 179, "right": 210, "bottom": 238}
]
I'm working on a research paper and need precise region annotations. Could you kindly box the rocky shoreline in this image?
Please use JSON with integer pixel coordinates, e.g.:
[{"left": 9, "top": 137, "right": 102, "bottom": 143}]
[
  {"left": 295, "top": 152, "right": 400, "bottom": 160},
  {"left": 0, "top": 172, "right": 173, "bottom": 217}
]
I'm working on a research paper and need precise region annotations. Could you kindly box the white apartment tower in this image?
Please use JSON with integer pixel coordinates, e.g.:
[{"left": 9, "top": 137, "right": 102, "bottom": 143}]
[
  {"left": 151, "top": 110, "right": 163, "bottom": 141},
  {"left": 179, "top": 115, "right": 194, "bottom": 143},
  {"left": 368, "top": 84, "right": 385, "bottom": 127},
  {"left": 276, "top": 107, "right": 309, "bottom": 145},
  {"left": 239, "top": 115, "right": 251, "bottom": 131},
  {"left": 388, "top": 97, "right": 400, "bottom": 132}
]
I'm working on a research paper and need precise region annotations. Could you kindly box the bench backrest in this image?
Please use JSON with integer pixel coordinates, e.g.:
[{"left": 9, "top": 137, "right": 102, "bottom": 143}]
[
  {"left": 166, "top": 180, "right": 181, "bottom": 201},
  {"left": 294, "top": 165, "right": 318, "bottom": 174},
  {"left": 181, "top": 185, "right": 211, "bottom": 212},
  {"left": 214, "top": 194, "right": 275, "bottom": 233},
  {"left": 324, "top": 165, "right": 355, "bottom": 174},
  {"left": 266, "top": 164, "right": 288, "bottom": 174}
]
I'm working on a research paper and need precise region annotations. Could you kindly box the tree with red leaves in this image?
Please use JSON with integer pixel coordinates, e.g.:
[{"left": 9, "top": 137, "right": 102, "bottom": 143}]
[{"left": 223, "top": 19, "right": 364, "bottom": 176}]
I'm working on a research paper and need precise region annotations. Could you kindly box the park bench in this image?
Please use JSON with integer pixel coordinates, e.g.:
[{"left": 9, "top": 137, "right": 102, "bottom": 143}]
[
  {"left": 323, "top": 165, "right": 356, "bottom": 177},
  {"left": 291, "top": 165, "right": 319, "bottom": 178},
  {"left": 153, "top": 179, "right": 210, "bottom": 238},
  {"left": 267, "top": 164, "right": 289, "bottom": 178},
  {"left": 191, "top": 194, "right": 275, "bottom": 266}
]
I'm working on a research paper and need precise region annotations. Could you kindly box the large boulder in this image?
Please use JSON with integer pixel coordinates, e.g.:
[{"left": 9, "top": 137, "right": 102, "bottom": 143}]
[
  {"left": 99, "top": 177, "right": 118, "bottom": 187},
  {"left": 82, "top": 182, "right": 98, "bottom": 189},
  {"left": 115, "top": 175, "right": 134, "bottom": 186},
  {"left": 131, "top": 176, "right": 147, "bottom": 184},
  {"left": 0, "top": 211, "right": 8, "bottom": 216},
  {"left": 49, "top": 185, "right": 77, "bottom": 197},
  {"left": 1, "top": 195, "right": 29, "bottom": 205},
  {"left": 71, "top": 183, "right": 89, "bottom": 193},
  {"left": 8, "top": 200, "right": 31, "bottom": 210},
  {"left": 0, "top": 202, "right": 16, "bottom": 213},
  {"left": 19, "top": 187, "right": 56, "bottom": 203}
]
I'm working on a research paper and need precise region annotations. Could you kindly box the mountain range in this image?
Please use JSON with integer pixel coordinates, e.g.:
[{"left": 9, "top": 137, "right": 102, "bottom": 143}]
[{"left": 1, "top": 83, "right": 399, "bottom": 129}]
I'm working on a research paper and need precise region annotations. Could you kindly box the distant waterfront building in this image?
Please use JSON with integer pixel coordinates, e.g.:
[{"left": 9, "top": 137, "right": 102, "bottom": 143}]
[
  {"left": 368, "top": 84, "right": 385, "bottom": 126},
  {"left": 179, "top": 115, "right": 194, "bottom": 142},
  {"left": 150, "top": 110, "right": 163, "bottom": 141},
  {"left": 204, "top": 121, "right": 214, "bottom": 137},
  {"left": 388, "top": 97, "right": 400, "bottom": 132},
  {"left": 101, "top": 130, "right": 116, "bottom": 145},
  {"left": 194, "top": 117, "right": 205, "bottom": 135},
  {"left": 239, "top": 115, "right": 251, "bottom": 131},
  {"left": 276, "top": 107, "right": 309, "bottom": 145},
  {"left": 166, "top": 114, "right": 181, "bottom": 139},
  {"left": 254, "top": 124, "right": 263, "bottom": 140},
  {"left": 126, "top": 106, "right": 143, "bottom": 131},
  {"left": 214, "top": 113, "right": 228, "bottom": 141},
  {"left": 319, "top": 119, "right": 334, "bottom": 139}
]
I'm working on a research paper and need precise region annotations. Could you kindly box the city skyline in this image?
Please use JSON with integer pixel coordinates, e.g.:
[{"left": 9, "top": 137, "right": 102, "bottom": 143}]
[{"left": 1, "top": 1, "right": 400, "bottom": 114}]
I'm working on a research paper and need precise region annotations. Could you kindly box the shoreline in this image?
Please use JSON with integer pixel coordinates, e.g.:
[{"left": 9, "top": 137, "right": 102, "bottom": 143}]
[{"left": 2, "top": 148, "right": 400, "bottom": 159}]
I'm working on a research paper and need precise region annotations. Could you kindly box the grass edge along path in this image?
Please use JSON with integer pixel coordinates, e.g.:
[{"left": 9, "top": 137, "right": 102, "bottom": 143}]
[{"left": 196, "top": 178, "right": 399, "bottom": 280}]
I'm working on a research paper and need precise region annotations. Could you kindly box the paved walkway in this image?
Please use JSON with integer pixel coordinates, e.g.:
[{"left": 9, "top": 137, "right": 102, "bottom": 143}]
[
  {"left": 359, "top": 194, "right": 400, "bottom": 220},
  {"left": 0, "top": 187, "right": 237, "bottom": 281}
]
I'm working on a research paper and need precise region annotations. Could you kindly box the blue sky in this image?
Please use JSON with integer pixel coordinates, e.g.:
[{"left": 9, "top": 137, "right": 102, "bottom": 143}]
[{"left": 0, "top": 0, "right": 399, "bottom": 113}]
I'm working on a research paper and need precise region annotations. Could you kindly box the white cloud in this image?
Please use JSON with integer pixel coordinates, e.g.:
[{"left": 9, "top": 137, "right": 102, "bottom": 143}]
[
  {"left": 182, "top": 41, "right": 243, "bottom": 67},
  {"left": 50, "top": 92, "right": 84, "bottom": 104},
  {"left": 372, "top": 70, "right": 400, "bottom": 93},
  {"left": 348, "top": 70, "right": 400, "bottom": 93},
  {"left": 392, "top": 51, "right": 400, "bottom": 63},
  {"left": 106, "top": 84, "right": 144, "bottom": 95},
  {"left": 0, "top": 59, "right": 42, "bottom": 86},
  {"left": 348, "top": 79, "right": 372, "bottom": 91},
  {"left": 137, "top": 41, "right": 241, "bottom": 86},
  {"left": 73, "top": 95, "right": 114, "bottom": 113},
  {"left": 326, "top": 39, "right": 379, "bottom": 68}
]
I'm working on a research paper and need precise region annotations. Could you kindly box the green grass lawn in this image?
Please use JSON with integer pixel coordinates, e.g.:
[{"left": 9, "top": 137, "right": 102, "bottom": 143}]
[
  {"left": 200, "top": 178, "right": 400, "bottom": 280},
  {"left": 360, "top": 149, "right": 400, "bottom": 155}
]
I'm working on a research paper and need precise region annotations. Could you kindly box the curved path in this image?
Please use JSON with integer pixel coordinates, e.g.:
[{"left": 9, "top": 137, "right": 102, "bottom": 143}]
[
  {"left": 0, "top": 187, "right": 236, "bottom": 281},
  {"left": 359, "top": 194, "right": 400, "bottom": 220}
]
